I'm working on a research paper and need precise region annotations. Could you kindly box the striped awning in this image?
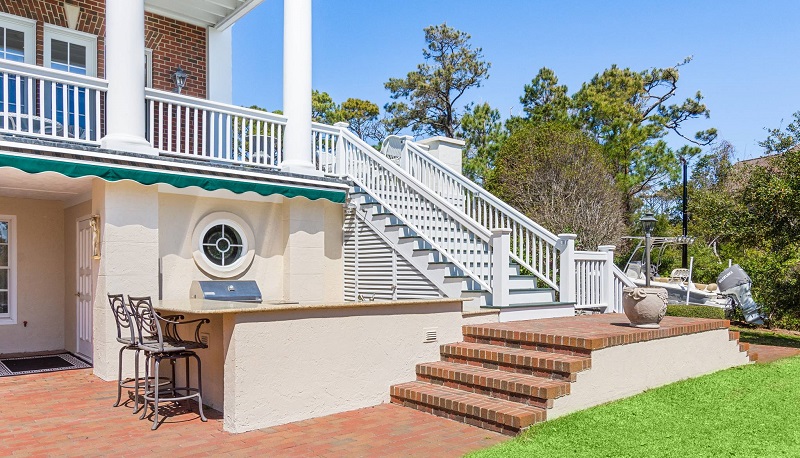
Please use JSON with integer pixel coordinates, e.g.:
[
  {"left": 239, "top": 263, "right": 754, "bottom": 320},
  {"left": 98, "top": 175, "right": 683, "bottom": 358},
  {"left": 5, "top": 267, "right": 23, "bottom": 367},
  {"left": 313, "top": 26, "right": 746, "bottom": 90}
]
[{"left": 0, "top": 150, "right": 347, "bottom": 204}]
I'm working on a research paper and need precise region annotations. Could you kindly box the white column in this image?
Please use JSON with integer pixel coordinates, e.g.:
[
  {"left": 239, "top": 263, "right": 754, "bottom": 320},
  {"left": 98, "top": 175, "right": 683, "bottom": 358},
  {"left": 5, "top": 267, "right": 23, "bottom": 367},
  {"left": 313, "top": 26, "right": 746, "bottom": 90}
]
[
  {"left": 101, "top": 0, "right": 154, "bottom": 155},
  {"left": 207, "top": 27, "right": 233, "bottom": 104},
  {"left": 598, "top": 245, "right": 616, "bottom": 312},
  {"left": 280, "top": 0, "right": 319, "bottom": 175},
  {"left": 558, "top": 234, "right": 577, "bottom": 304},
  {"left": 491, "top": 228, "right": 512, "bottom": 307}
]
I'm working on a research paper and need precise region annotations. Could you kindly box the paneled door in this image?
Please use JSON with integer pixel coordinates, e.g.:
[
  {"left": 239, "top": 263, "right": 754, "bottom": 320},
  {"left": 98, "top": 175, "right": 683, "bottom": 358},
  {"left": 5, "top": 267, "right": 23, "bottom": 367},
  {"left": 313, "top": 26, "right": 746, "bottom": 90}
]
[{"left": 76, "top": 217, "right": 93, "bottom": 362}]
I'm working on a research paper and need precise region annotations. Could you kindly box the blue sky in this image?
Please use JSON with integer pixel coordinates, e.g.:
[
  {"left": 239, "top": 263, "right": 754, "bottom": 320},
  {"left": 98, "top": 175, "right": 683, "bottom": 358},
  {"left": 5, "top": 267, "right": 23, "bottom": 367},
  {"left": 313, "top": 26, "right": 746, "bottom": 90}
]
[{"left": 233, "top": 1, "right": 800, "bottom": 161}]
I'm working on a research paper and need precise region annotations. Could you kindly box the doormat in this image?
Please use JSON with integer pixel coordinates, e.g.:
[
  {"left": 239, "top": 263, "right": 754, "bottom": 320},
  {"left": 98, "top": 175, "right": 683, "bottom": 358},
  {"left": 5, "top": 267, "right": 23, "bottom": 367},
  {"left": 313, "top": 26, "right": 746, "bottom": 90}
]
[{"left": 0, "top": 353, "right": 91, "bottom": 377}]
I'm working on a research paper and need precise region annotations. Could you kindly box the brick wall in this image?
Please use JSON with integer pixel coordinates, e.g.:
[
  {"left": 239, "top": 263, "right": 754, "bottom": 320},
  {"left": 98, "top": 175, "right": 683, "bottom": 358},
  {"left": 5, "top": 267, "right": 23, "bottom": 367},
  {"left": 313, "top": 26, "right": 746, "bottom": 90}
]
[
  {"left": 0, "top": 1, "right": 208, "bottom": 99},
  {"left": 145, "top": 12, "right": 206, "bottom": 99}
]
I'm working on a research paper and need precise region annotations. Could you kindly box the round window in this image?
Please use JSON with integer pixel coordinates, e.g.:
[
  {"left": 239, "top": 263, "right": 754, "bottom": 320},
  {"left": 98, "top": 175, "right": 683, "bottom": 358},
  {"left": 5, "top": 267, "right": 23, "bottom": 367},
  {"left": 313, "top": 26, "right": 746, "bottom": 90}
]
[
  {"left": 191, "top": 213, "right": 255, "bottom": 278},
  {"left": 202, "top": 223, "right": 244, "bottom": 267}
]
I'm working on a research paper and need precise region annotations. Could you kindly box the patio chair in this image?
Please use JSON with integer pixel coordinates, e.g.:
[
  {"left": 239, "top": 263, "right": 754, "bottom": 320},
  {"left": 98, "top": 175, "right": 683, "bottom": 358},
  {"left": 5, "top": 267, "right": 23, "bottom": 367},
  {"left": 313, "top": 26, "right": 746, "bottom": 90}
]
[
  {"left": 107, "top": 294, "right": 171, "bottom": 414},
  {"left": 128, "top": 296, "right": 209, "bottom": 430}
]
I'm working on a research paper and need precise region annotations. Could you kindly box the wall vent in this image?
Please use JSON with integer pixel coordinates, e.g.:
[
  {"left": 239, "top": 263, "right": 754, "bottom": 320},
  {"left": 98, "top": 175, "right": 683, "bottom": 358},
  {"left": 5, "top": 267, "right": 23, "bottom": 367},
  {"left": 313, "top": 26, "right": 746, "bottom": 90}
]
[{"left": 423, "top": 327, "right": 438, "bottom": 343}]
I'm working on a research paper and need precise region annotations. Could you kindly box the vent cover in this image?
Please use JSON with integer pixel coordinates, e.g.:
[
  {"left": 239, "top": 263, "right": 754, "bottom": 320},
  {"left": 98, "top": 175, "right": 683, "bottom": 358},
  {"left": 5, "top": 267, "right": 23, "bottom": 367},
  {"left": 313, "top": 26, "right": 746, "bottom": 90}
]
[{"left": 423, "top": 327, "right": 438, "bottom": 343}]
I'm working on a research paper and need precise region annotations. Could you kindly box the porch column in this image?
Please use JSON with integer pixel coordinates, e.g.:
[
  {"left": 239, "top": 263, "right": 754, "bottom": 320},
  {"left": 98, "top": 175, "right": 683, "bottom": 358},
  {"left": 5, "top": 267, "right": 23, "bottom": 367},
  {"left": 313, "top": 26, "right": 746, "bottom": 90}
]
[
  {"left": 280, "top": 0, "right": 319, "bottom": 175},
  {"left": 101, "top": 0, "right": 154, "bottom": 155}
]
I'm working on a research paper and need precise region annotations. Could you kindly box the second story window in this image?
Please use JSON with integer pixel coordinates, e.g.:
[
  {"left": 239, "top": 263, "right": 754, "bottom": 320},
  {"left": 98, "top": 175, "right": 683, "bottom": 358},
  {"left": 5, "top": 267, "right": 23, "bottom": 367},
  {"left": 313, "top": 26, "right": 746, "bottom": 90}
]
[
  {"left": 0, "top": 28, "right": 25, "bottom": 62},
  {"left": 43, "top": 25, "right": 97, "bottom": 137},
  {"left": 0, "top": 13, "right": 34, "bottom": 64}
]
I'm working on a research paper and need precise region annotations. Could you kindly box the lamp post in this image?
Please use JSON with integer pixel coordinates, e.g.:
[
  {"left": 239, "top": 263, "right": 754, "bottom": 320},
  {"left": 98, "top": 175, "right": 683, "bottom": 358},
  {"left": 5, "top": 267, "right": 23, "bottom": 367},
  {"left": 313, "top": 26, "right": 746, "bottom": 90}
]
[{"left": 640, "top": 212, "right": 657, "bottom": 287}]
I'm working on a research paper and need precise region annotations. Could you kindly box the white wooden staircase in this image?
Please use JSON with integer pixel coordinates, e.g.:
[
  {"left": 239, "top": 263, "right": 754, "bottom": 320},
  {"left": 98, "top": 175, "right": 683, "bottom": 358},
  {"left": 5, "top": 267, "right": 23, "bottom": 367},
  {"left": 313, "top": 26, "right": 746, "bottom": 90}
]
[{"left": 313, "top": 123, "right": 634, "bottom": 317}]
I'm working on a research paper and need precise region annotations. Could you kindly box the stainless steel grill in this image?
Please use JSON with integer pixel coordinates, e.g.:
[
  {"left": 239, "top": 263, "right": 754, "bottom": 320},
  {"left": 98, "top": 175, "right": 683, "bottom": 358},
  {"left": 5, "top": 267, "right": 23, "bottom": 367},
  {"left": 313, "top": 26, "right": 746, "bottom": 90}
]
[{"left": 190, "top": 280, "right": 263, "bottom": 303}]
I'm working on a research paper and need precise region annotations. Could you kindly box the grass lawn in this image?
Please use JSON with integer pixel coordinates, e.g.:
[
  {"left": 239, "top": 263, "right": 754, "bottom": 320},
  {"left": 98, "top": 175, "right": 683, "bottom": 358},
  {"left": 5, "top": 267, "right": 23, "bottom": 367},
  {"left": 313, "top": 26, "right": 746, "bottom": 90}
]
[
  {"left": 467, "top": 356, "right": 800, "bottom": 458},
  {"left": 733, "top": 326, "right": 800, "bottom": 349}
]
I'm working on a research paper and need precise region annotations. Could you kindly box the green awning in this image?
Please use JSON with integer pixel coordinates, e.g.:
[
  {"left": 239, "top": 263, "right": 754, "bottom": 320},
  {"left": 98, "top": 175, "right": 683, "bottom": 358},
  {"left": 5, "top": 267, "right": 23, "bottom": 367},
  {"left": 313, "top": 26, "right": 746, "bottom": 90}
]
[{"left": 0, "top": 152, "right": 347, "bottom": 203}]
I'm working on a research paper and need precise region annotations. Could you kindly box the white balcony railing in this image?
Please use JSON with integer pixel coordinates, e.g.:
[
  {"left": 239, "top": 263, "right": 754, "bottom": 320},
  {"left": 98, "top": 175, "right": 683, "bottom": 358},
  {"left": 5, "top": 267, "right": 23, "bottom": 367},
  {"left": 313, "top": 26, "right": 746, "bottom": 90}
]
[
  {"left": 145, "top": 88, "right": 287, "bottom": 167},
  {"left": 0, "top": 60, "right": 106, "bottom": 144}
]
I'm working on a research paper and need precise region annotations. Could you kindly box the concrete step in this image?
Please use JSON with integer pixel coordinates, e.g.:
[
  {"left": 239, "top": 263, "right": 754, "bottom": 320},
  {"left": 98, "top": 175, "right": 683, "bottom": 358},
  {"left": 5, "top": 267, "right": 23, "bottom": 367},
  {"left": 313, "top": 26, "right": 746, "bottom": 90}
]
[
  {"left": 507, "top": 288, "right": 555, "bottom": 304},
  {"left": 390, "top": 381, "right": 545, "bottom": 435},
  {"left": 440, "top": 342, "right": 591, "bottom": 381},
  {"left": 416, "top": 361, "right": 570, "bottom": 409}
]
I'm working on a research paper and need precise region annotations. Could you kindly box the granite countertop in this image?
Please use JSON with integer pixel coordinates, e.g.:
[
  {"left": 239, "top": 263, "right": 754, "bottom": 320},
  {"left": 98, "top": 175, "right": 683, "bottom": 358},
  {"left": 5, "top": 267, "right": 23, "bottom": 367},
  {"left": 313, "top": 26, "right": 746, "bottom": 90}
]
[{"left": 154, "top": 297, "right": 466, "bottom": 315}]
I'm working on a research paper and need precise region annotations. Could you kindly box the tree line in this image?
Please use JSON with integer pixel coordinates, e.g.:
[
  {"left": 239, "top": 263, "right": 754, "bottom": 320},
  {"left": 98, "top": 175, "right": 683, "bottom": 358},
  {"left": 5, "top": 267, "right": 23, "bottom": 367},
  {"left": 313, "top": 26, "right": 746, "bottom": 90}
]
[{"left": 261, "top": 23, "right": 800, "bottom": 327}]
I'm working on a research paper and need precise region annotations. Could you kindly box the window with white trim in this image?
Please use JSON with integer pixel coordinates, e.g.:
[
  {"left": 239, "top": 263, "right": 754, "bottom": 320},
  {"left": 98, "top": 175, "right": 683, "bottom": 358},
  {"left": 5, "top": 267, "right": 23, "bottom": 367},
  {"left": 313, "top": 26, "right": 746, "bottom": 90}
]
[
  {"left": 0, "top": 216, "right": 17, "bottom": 325},
  {"left": 0, "top": 13, "right": 35, "bottom": 64},
  {"left": 0, "top": 13, "right": 35, "bottom": 122},
  {"left": 43, "top": 24, "right": 97, "bottom": 135}
]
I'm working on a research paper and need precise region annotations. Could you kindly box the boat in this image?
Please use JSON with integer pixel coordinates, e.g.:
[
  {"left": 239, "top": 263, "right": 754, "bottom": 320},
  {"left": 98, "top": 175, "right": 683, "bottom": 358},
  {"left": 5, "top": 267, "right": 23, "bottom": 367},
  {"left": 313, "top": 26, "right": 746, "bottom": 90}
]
[{"left": 622, "top": 236, "right": 765, "bottom": 324}]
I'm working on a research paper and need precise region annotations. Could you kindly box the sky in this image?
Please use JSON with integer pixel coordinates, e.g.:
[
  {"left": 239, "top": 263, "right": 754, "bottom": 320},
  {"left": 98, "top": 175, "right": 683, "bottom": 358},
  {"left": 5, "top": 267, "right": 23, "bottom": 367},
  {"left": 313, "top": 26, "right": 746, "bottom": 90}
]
[{"left": 232, "top": 0, "right": 800, "bottom": 161}]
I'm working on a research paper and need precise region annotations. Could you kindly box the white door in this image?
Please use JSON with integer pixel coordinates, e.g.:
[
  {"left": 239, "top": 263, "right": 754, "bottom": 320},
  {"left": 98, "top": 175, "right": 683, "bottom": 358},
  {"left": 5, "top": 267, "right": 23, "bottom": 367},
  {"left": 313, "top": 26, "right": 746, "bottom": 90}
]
[{"left": 76, "top": 217, "right": 93, "bottom": 362}]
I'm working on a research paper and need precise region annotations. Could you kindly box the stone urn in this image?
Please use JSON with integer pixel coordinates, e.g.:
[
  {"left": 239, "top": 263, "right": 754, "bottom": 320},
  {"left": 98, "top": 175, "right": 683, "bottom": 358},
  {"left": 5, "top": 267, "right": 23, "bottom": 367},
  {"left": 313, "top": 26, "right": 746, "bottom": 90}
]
[{"left": 622, "top": 287, "right": 668, "bottom": 328}]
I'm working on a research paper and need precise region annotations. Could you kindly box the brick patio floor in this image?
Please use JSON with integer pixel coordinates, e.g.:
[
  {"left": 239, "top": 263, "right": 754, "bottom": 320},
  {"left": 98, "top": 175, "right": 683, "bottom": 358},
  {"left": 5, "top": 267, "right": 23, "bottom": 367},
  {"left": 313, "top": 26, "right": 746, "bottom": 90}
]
[
  {"left": 0, "top": 368, "right": 505, "bottom": 457},
  {"left": 749, "top": 343, "right": 800, "bottom": 363}
]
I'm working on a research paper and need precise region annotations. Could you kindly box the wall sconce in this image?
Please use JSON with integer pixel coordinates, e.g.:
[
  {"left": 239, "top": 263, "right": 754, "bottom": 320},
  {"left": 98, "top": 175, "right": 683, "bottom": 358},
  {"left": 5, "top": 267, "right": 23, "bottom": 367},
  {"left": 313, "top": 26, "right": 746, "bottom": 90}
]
[
  {"left": 171, "top": 66, "right": 188, "bottom": 94},
  {"left": 90, "top": 215, "right": 101, "bottom": 259}
]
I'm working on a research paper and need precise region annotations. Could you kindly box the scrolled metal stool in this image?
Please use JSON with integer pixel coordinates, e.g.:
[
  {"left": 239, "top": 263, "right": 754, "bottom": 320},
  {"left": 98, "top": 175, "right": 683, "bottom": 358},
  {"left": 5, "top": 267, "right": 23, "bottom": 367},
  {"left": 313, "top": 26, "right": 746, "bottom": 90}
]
[
  {"left": 107, "top": 294, "right": 170, "bottom": 414},
  {"left": 128, "top": 296, "right": 209, "bottom": 430}
]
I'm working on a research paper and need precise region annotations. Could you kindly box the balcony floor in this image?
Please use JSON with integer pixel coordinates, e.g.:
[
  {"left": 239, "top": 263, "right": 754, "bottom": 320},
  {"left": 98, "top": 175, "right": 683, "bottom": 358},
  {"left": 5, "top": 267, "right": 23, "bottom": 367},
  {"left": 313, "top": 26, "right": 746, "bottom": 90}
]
[{"left": 0, "top": 368, "right": 504, "bottom": 457}]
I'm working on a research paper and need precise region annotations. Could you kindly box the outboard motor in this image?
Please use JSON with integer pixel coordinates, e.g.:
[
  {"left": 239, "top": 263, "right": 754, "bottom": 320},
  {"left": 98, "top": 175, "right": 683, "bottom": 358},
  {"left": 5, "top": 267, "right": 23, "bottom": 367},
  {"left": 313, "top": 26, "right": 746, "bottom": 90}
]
[{"left": 717, "top": 265, "right": 765, "bottom": 325}]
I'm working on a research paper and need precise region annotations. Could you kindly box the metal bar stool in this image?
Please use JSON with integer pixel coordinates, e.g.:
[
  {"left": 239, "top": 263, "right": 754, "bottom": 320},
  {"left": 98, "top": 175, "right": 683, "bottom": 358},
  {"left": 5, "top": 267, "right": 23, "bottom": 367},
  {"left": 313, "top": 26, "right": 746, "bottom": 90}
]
[
  {"left": 107, "top": 294, "right": 171, "bottom": 413},
  {"left": 128, "top": 296, "right": 209, "bottom": 430}
]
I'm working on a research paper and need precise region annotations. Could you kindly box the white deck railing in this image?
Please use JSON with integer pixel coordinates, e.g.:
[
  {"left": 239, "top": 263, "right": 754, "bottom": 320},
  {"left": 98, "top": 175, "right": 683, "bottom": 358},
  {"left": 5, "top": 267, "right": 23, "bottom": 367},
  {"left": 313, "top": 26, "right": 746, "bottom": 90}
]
[
  {"left": 145, "top": 88, "right": 287, "bottom": 167},
  {"left": 399, "top": 138, "right": 561, "bottom": 290},
  {"left": 0, "top": 60, "right": 106, "bottom": 144},
  {"left": 332, "top": 128, "right": 495, "bottom": 291},
  {"left": 611, "top": 264, "right": 635, "bottom": 313}
]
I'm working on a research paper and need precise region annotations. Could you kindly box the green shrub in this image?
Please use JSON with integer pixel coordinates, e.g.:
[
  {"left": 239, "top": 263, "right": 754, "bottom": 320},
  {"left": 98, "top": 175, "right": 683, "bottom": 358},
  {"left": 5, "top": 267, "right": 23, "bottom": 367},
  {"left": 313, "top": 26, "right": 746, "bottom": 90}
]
[{"left": 666, "top": 305, "right": 725, "bottom": 319}]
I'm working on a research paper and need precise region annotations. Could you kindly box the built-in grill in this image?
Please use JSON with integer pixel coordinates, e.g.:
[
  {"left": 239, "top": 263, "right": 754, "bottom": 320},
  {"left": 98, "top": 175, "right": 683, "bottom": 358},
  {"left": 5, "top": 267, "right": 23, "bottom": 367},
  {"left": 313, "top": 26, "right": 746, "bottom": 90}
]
[{"left": 190, "top": 280, "right": 263, "bottom": 303}]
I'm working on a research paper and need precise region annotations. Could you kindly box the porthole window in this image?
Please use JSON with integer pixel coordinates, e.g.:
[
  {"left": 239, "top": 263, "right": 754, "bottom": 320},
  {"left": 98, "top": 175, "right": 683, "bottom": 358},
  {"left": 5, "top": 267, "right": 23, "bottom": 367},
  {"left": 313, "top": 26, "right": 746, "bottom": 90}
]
[
  {"left": 191, "top": 213, "right": 255, "bottom": 278},
  {"left": 202, "top": 223, "right": 244, "bottom": 267}
]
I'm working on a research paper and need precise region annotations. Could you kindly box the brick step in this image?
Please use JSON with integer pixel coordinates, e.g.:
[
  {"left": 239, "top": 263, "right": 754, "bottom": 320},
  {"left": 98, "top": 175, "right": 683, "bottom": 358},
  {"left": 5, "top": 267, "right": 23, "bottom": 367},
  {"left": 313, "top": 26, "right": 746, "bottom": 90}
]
[
  {"left": 462, "top": 324, "right": 594, "bottom": 356},
  {"left": 390, "top": 381, "right": 545, "bottom": 436},
  {"left": 416, "top": 361, "right": 570, "bottom": 409},
  {"left": 440, "top": 342, "right": 590, "bottom": 381}
]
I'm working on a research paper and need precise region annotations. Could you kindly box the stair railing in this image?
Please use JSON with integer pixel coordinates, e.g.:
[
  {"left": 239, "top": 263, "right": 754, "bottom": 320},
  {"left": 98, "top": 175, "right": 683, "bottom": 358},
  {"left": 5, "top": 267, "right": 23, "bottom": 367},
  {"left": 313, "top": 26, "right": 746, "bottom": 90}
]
[
  {"left": 397, "top": 137, "right": 561, "bottom": 291},
  {"left": 326, "top": 127, "right": 495, "bottom": 292}
]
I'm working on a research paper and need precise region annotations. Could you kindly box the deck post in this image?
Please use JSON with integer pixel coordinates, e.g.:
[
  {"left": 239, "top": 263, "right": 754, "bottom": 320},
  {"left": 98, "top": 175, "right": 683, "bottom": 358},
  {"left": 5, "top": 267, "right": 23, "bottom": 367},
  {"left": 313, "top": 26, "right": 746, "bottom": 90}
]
[
  {"left": 280, "top": 0, "right": 320, "bottom": 175},
  {"left": 558, "top": 234, "right": 577, "bottom": 304},
  {"left": 598, "top": 245, "right": 616, "bottom": 312},
  {"left": 334, "top": 122, "right": 349, "bottom": 176},
  {"left": 491, "top": 228, "right": 512, "bottom": 307},
  {"left": 101, "top": 0, "right": 154, "bottom": 155}
]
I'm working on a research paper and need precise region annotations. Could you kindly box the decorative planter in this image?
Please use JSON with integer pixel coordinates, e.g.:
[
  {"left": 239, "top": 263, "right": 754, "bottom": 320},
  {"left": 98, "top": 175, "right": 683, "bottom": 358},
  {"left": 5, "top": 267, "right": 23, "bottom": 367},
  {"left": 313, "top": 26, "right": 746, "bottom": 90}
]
[{"left": 622, "top": 287, "right": 668, "bottom": 328}]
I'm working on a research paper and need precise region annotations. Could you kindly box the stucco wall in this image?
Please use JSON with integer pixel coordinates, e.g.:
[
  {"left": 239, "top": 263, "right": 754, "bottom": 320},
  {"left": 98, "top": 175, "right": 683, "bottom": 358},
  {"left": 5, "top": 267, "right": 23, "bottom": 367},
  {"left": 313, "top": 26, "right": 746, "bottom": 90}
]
[
  {"left": 222, "top": 301, "right": 464, "bottom": 433},
  {"left": 63, "top": 200, "right": 92, "bottom": 355},
  {"left": 0, "top": 197, "right": 65, "bottom": 354},
  {"left": 158, "top": 192, "right": 343, "bottom": 303},
  {"left": 548, "top": 328, "right": 751, "bottom": 419},
  {"left": 158, "top": 192, "right": 286, "bottom": 301}
]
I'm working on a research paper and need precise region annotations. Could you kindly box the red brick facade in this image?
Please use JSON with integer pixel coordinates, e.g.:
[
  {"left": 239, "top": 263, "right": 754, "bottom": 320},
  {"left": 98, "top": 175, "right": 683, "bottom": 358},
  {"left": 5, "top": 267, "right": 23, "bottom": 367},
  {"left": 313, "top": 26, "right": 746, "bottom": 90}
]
[
  {"left": 0, "top": 1, "right": 207, "bottom": 98},
  {"left": 145, "top": 12, "right": 206, "bottom": 99}
]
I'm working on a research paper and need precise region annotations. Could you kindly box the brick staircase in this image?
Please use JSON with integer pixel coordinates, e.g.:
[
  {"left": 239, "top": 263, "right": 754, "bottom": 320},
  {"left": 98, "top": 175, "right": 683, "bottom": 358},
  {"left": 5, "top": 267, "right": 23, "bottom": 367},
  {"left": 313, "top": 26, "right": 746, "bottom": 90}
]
[{"left": 390, "top": 316, "right": 756, "bottom": 436}]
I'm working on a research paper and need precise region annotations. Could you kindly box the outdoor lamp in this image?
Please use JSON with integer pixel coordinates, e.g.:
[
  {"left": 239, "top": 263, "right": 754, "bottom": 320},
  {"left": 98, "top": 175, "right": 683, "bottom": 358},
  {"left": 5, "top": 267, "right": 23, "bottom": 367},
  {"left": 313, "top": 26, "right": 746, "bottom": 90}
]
[
  {"left": 640, "top": 212, "right": 656, "bottom": 235},
  {"left": 171, "top": 66, "right": 188, "bottom": 94},
  {"left": 640, "top": 212, "right": 656, "bottom": 286}
]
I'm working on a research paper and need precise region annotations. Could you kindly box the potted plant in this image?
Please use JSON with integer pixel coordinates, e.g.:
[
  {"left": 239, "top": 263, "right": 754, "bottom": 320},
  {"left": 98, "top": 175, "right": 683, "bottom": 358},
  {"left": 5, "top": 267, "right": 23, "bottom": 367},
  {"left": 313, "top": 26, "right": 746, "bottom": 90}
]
[{"left": 623, "top": 212, "right": 668, "bottom": 328}]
